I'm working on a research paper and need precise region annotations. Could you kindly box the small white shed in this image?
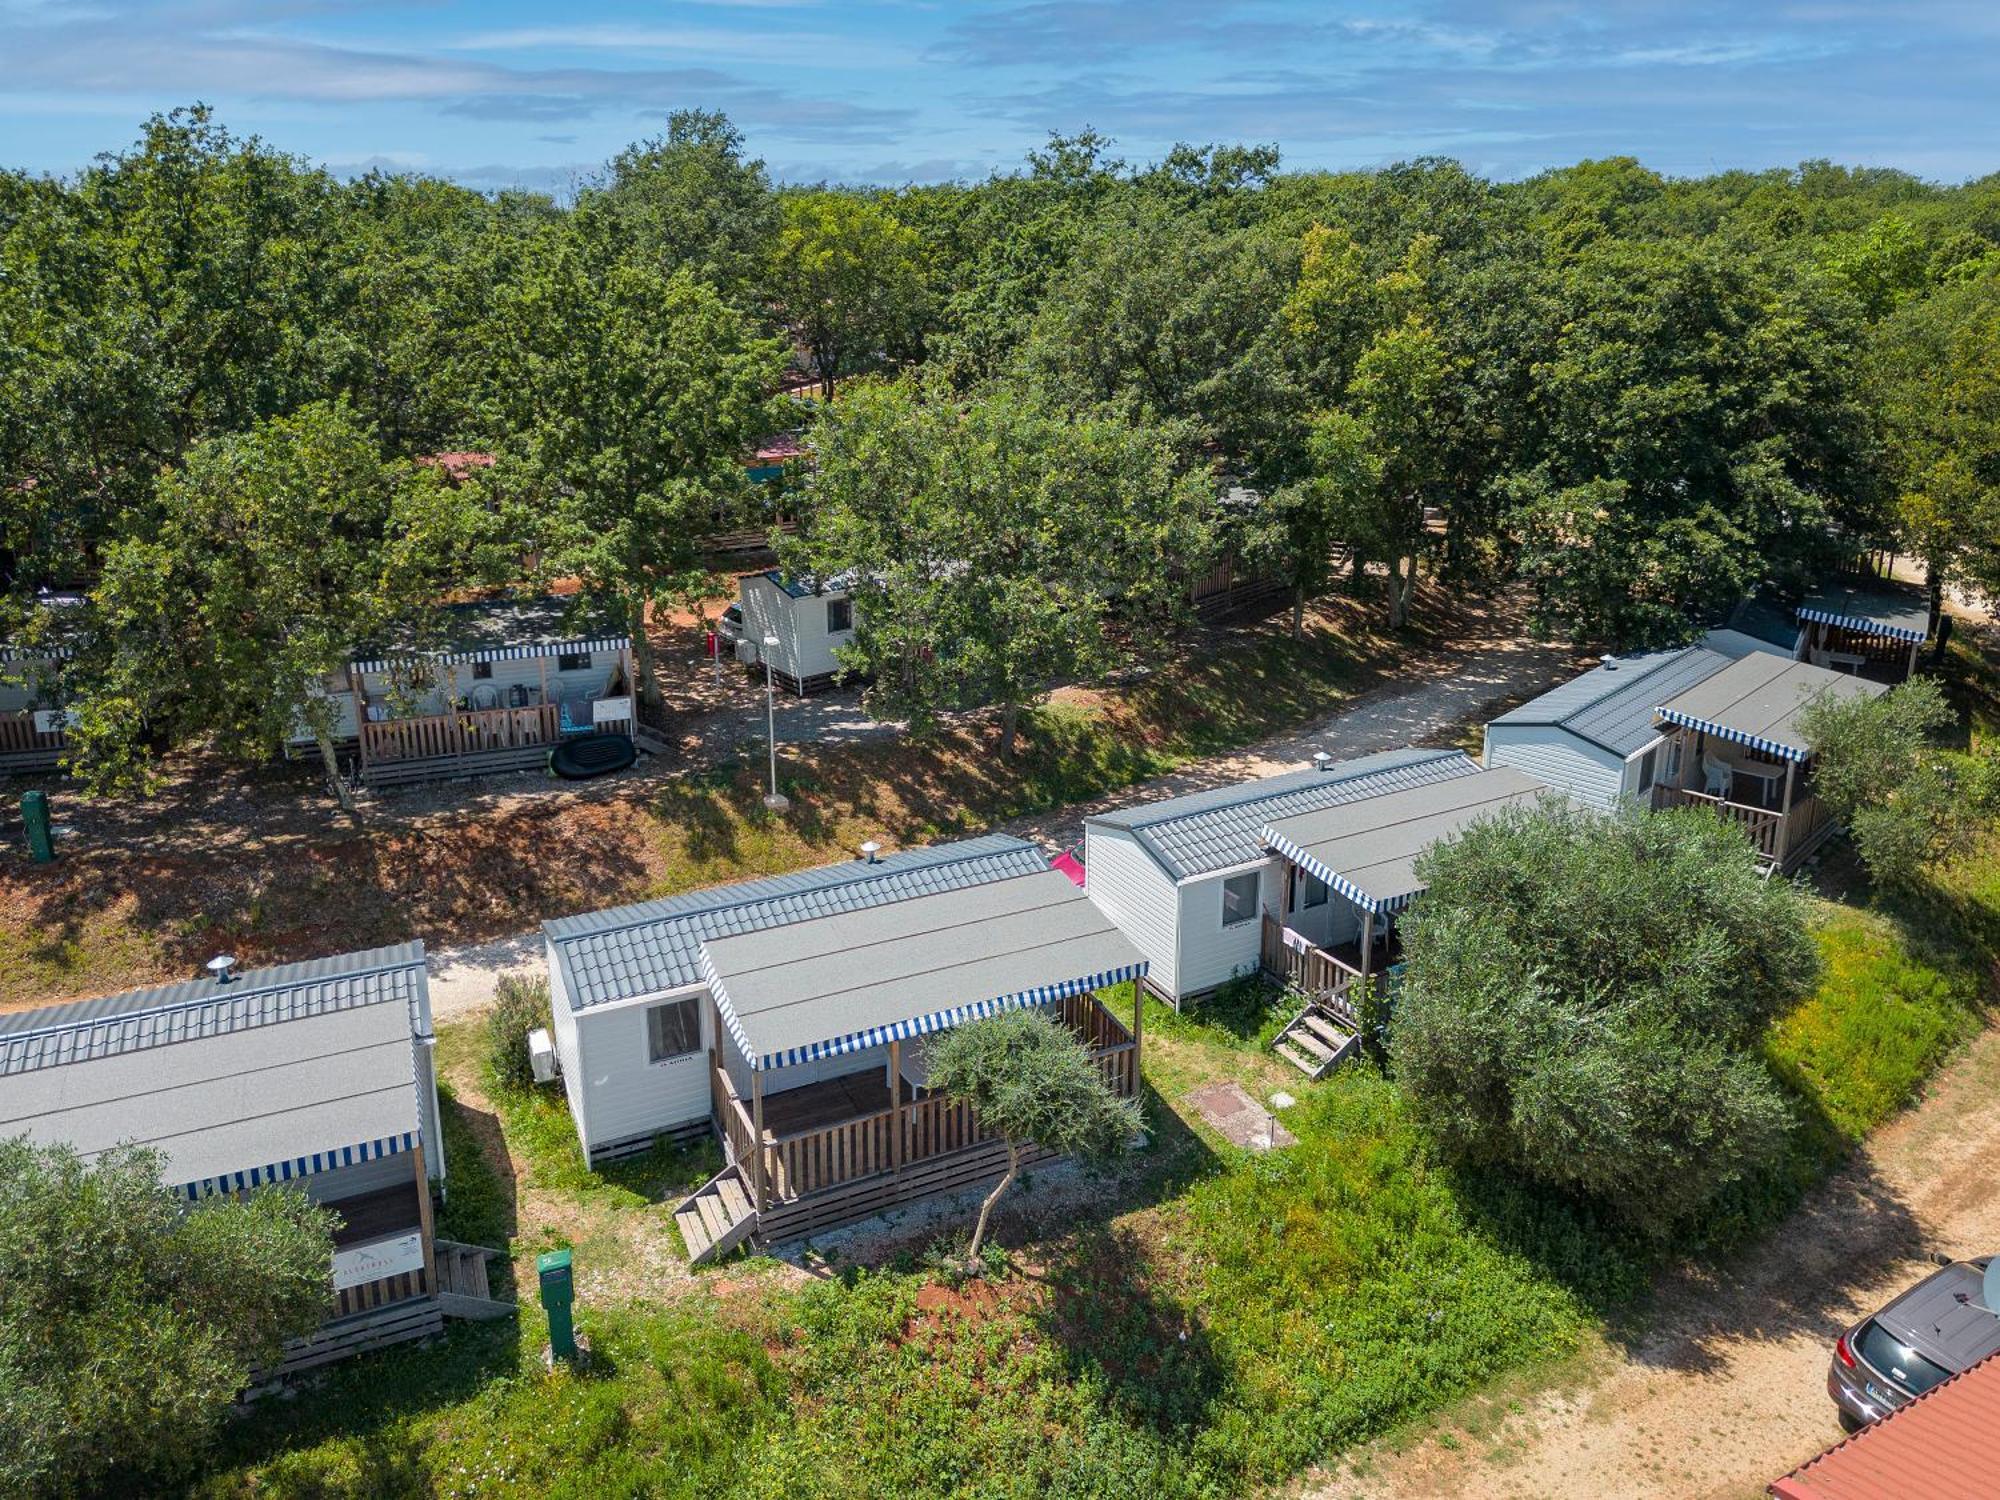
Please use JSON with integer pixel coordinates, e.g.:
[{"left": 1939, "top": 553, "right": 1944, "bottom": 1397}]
[
  {"left": 1080, "top": 748, "right": 1485, "bottom": 1006},
  {"left": 734, "top": 571, "right": 858, "bottom": 694}
]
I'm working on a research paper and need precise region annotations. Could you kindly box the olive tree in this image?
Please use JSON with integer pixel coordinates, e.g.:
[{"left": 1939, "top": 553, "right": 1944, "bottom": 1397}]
[
  {"left": 0, "top": 1138, "right": 335, "bottom": 1498},
  {"left": 1799, "top": 676, "right": 1987, "bottom": 891},
  {"left": 1390, "top": 800, "right": 1820, "bottom": 1236},
  {"left": 925, "top": 1007, "right": 1142, "bottom": 1265}
]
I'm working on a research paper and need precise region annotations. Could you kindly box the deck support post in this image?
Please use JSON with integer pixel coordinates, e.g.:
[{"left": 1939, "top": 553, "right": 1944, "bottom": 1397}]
[
  {"left": 1130, "top": 976, "right": 1143, "bottom": 1097},
  {"left": 412, "top": 1142, "right": 437, "bottom": 1296},
  {"left": 1780, "top": 757, "right": 1799, "bottom": 866},
  {"left": 750, "top": 1068, "right": 767, "bottom": 1211},
  {"left": 1359, "top": 908, "right": 1376, "bottom": 977},
  {"left": 889, "top": 1040, "right": 904, "bottom": 1174}
]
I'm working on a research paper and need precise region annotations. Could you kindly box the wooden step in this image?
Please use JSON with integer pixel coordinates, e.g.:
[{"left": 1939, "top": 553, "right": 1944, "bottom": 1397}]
[
  {"left": 1299, "top": 1013, "right": 1352, "bottom": 1050},
  {"left": 1284, "top": 1026, "right": 1336, "bottom": 1063},
  {"left": 1274, "top": 1041, "right": 1321, "bottom": 1076},
  {"left": 674, "top": 1164, "right": 760, "bottom": 1266}
]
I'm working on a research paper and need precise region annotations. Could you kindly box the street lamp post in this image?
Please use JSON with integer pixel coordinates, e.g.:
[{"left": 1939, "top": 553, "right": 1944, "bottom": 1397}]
[{"left": 761, "top": 634, "right": 788, "bottom": 811}]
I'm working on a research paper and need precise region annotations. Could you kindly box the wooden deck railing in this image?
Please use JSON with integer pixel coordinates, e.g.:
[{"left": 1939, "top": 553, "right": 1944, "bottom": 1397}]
[
  {"left": 1655, "top": 785, "right": 1787, "bottom": 863},
  {"left": 360, "top": 703, "right": 563, "bottom": 764},
  {"left": 0, "top": 710, "right": 66, "bottom": 756},
  {"left": 726, "top": 997, "right": 1140, "bottom": 1209},
  {"left": 1260, "top": 914, "right": 1365, "bottom": 998}
]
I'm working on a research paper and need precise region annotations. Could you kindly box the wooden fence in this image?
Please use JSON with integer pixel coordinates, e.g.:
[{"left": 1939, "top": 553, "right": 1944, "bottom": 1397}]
[
  {"left": 0, "top": 710, "right": 66, "bottom": 756},
  {"left": 360, "top": 703, "right": 562, "bottom": 764},
  {"left": 1260, "top": 914, "right": 1364, "bottom": 998}
]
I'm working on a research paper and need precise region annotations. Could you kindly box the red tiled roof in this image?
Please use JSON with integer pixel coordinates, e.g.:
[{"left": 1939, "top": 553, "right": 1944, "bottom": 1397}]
[
  {"left": 1771, "top": 1352, "right": 2000, "bottom": 1500},
  {"left": 753, "top": 434, "right": 808, "bottom": 463},
  {"left": 419, "top": 451, "right": 496, "bottom": 481}
]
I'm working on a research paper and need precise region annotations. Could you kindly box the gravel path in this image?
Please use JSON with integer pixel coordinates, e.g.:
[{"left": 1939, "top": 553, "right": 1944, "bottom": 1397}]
[
  {"left": 1312, "top": 1023, "right": 2000, "bottom": 1500},
  {"left": 425, "top": 630, "right": 1578, "bottom": 1020}
]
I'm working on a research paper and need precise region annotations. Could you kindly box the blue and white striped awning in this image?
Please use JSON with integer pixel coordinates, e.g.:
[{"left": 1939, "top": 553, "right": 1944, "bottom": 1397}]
[
  {"left": 180, "top": 1130, "right": 418, "bottom": 1200},
  {"left": 0, "top": 643, "right": 72, "bottom": 664},
  {"left": 1654, "top": 706, "right": 1809, "bottom": 762},
  {"left": 1262, "top": 828, "right": 1413, "bottom": 915},
  {"left": 350, "top": 636, "right": 628, "bottom": 675},
  {"left": 1797, "top": 606, "right": 1926, "bottom": 644},
  {"left": 700, "top": 947, "right": 1146, "bottom": 1072}
]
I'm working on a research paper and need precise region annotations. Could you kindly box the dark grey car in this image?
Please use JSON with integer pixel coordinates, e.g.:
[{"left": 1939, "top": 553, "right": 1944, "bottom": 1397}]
[{"left": 1827, "top": 1255, "right": 2000, "bottom": 1428}]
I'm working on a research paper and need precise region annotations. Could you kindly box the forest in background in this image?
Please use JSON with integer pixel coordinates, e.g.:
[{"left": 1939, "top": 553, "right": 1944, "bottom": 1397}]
[{"left": 3, "top": 106, "right": 1997, "bottom": 794}]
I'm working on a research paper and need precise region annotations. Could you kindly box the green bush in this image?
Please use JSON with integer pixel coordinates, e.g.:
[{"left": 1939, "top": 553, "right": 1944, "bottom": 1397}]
[
  {"left": 485, "top": 974, "right": 554, "bottom": 1094},
  {"left": 1391, "top": 800, "right": 1820, "bottom": 1237}
]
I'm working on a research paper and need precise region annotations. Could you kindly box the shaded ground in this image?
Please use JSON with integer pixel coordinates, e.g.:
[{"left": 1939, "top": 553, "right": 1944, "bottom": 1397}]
[
  {"left": 1, "top": 583, "right": 1579, "bottom": 1013},
  {"left": 1312, "top": 1019, "right": 2000, "bottom": 1500}
]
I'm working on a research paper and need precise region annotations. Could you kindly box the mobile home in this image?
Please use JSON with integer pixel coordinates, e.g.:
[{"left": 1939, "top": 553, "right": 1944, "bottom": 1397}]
[
  {"left": 1079, "top": 748, "right": 1487, "bottom": 1007},
  {"left": 0, "top": 589, "right": 83, "bottom": 774},
  {"left": 0, "top": 944, "right": 505, "bottom": 1377},
  {"left": 287, "top": 595, "right": 635, "bottom": 786},
  {"left": 541, "top": 835, "right": 1146, "bottom": 1257},
  {"left": 731, "top": 570, "right": 858, "bottom": 695}
]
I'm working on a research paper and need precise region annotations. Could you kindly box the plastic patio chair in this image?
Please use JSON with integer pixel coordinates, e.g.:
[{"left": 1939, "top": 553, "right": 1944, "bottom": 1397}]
[
  {"left": 468, "top": 683, "right": 502, "bottom": 711},
  {"left": 1702, "top": 754, "right": 1732, "bottom": 798}
]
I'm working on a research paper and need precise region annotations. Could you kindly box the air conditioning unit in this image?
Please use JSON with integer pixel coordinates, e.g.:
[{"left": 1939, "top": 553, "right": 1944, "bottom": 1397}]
[
  {"left": 527, "top": 1027, "right": 558, "bottom": 1084},
  {"left": 733, "top": 637, "right": 759, "bottom": 666}
]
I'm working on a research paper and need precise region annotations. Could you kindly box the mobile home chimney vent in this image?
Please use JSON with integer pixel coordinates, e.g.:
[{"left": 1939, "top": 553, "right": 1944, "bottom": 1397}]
[
  {"left": 1311, "top": 751, "right": 1333, "bottom": 773},
  {"left": 205, "top": 954, "right": 239, "bottom": 984},
  {"left": 859, "top": 839, "right": 881, "bottom": 864}
]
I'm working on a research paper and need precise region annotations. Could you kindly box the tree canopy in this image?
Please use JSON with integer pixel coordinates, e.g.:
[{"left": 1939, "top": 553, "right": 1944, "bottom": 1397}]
[
  {"left": 1390, "top": 800, "right": 1823, "bottom": 1236},
  {"left": 0, "top": 1138, "right": 335, "bottom": 1498}
]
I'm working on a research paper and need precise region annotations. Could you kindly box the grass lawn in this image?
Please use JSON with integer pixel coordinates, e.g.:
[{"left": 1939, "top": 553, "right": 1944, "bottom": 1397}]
[
  {"left": 1, "top": 586, "right": 1478, "bottom": 1011},
  {"left": 201, "top": 820, "right": 1998, "bottom": 1497}
]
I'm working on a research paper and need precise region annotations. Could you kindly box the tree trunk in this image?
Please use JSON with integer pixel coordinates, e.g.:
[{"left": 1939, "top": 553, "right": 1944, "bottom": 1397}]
[
  {"left": 316, "top": 728, "right": 356, "bottom": 817},
  {"left": 1926, "top": 560, "right": 1945, "bottom": 638},
  {"left": 631, "top": 601, "right": 664, "bottom": 711},
  {"left": 967, "top": 1141, "right": 1020, "bottom": 1267},
  {"left": 998, "top": 700, "right": 1021, "bottom": 761},
  {"left": 1388, "top": 554, "right": 1412, "bottom": 629},
  {"left": 1291, "top": 584, "right": 1306, "bottom": 641}
]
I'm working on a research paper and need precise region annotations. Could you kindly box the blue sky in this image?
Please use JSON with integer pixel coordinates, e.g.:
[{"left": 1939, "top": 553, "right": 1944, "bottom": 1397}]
[{"left": 3, "top": 1, "right": 1997, "bottom": 192}]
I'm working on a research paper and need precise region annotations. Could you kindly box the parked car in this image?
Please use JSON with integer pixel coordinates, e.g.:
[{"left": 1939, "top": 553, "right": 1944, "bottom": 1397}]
[
  {"left": 1828, "top": 1255, "right": 2000, "bottom": 1428},
  {"left": 716, "top": 603, "right": 745, "bottom": 652}
]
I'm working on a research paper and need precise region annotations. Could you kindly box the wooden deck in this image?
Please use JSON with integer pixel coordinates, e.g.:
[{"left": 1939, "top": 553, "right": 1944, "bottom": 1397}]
[
  {"left": 1654, "top": 784, "right": 1831, "bottom": 871},
  {"left": 706, "top": 990, "right": 1140, "bottom": 1244},
  {"left": 356, "top": 700, "right": 636, "bottom": 786},
  {"left": 0, "top": 709, "right": 66, "bottom": 772},
  {"left": 1260, "top": 914, "right": 1368, "bottom": 1000}
]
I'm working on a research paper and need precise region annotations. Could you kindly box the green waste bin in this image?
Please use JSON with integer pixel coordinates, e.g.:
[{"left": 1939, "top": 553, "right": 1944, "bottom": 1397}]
[
  {"left": 538, "top": 1248, "right": 577, "bottom": 1363},
  {"left": 21, "top": 790, "right": 52, "bottom": 863}
]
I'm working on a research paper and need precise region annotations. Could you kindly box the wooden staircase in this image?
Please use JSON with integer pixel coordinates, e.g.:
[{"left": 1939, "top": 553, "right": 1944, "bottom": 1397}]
[
  {"left": 1273, "top": 1003, "right": 1361, "bottom": 1079},
  {"left": 674, "top": 1164, "right": 760, "bottom": 1266},
  {"left": 432, "top": 1238, "right": 516, "bottom": 1321}
]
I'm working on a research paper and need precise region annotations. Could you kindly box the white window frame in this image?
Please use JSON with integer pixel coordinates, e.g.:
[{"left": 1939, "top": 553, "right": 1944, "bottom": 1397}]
[
  {"left": 1220, "top": 871, "right": 1260, "bottom": 928},
  {"left": 646, "top": 995, "right": 702, "bottom": 1065}
]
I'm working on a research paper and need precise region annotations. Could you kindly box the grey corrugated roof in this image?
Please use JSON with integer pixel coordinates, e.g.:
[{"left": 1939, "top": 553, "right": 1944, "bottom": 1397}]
[
  {"left": 1262, "top": 767, "right": 1548, "bottom": 912},
  {"left": 0, "top": 943, "right": 429, "bottom": 1073},
  {"left": 1492, "top": 648, "right": 1734, "bottom": 756},
  {"left": 352, "top": 594, "right": 628, "bottom": 663},
  {"left": 700, "top": 870, "right": 1144, "bottom": 1066},
  {"left": 547, "top": 836, "right": 1051, "bottom": 1011},
  {"left": 1086, "top": 748, "right": 1481, "bottom": 880},
  {"left": 1657, "top": 653, "right": 1885, "bottom": 756}
]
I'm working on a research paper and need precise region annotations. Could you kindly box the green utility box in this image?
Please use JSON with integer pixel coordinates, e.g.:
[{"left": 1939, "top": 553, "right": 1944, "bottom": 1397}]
[
  {"left": 21, "top": 790, "right": 53, "bottom": 863},
  {"left": 538, "top": 1248, "right": 577, "bottom": 1362}
]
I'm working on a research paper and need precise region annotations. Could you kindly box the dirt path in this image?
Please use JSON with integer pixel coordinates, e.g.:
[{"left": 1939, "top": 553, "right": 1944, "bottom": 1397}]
[
  {"left": 1312, "top": 1022, "right": 2000, "bottom": 1500},
  {"left": 426, "top": 628, "right": 1578, "bottom": 1019}
]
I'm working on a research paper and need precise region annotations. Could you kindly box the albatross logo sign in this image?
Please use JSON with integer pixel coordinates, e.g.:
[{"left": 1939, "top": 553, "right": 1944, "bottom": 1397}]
[{"left": 331, "top": 1231, "right": 425, "bottom": 1289}]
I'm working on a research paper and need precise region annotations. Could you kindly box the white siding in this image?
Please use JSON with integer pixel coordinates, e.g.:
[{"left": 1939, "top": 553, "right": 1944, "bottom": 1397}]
[
  {"left": 288, "top": 650, "right": 625, "bottom": 747},
  {"left": 1081, "top": 824, "right": 1180, "bottom": 998},
  {"left": 1483, "top": 724, "right": 1623, "bottom": 811},
  {"left": 738, "top": 575, "right": 854, "bottom": 684},
  {"left": 547, "top": 940, "right": 591, "bottom": 1156},
  {"left": 571, "top": 990, "right": 714, "bottom": 1151},
  {"left": 1174, "top": 857, "right": 1284, "bottom": 998}
]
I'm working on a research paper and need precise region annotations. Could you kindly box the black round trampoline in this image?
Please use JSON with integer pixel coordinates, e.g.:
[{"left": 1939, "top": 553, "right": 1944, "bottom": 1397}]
[{"left": 548, "top": 732, "right": 637, "bottom": 780}]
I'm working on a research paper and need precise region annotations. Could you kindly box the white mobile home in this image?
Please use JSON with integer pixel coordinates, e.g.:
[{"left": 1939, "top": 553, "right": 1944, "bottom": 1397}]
[
  {"left": 0, "top": 589, "right": 83, "bottom": 774},
  {"left": 541, "top": 835, "right": 1146, "bottom": 1256},
  {"left": 1080, "top": 748, "right": 1486, "bottom": 1006},
  {"left": 732, "top": 571, "right": 858, "bottom": 694},
  {"left": 0, "top": 944, "right": 503, "bottom": 1376},
  {"left": 1481, "top": 646, "right": 1740, "bottom": 811},
  {"left": 286, "top": 594, "right": 635, "bottom": 786}
]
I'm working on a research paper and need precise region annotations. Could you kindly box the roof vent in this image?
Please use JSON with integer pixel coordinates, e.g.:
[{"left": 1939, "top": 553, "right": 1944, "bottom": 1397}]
[
  {"left": 1601, "top": 655, "right": 1620, "bottom": 671},
  {"left": 1311, "top": 751, "right": 1333, "bottom": 774},
  {"left": 204, "top": 954, "right": 239, "bottom": 985},
  {"left": 859, "top": 839, "right": 882, "bottom": 864}
]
